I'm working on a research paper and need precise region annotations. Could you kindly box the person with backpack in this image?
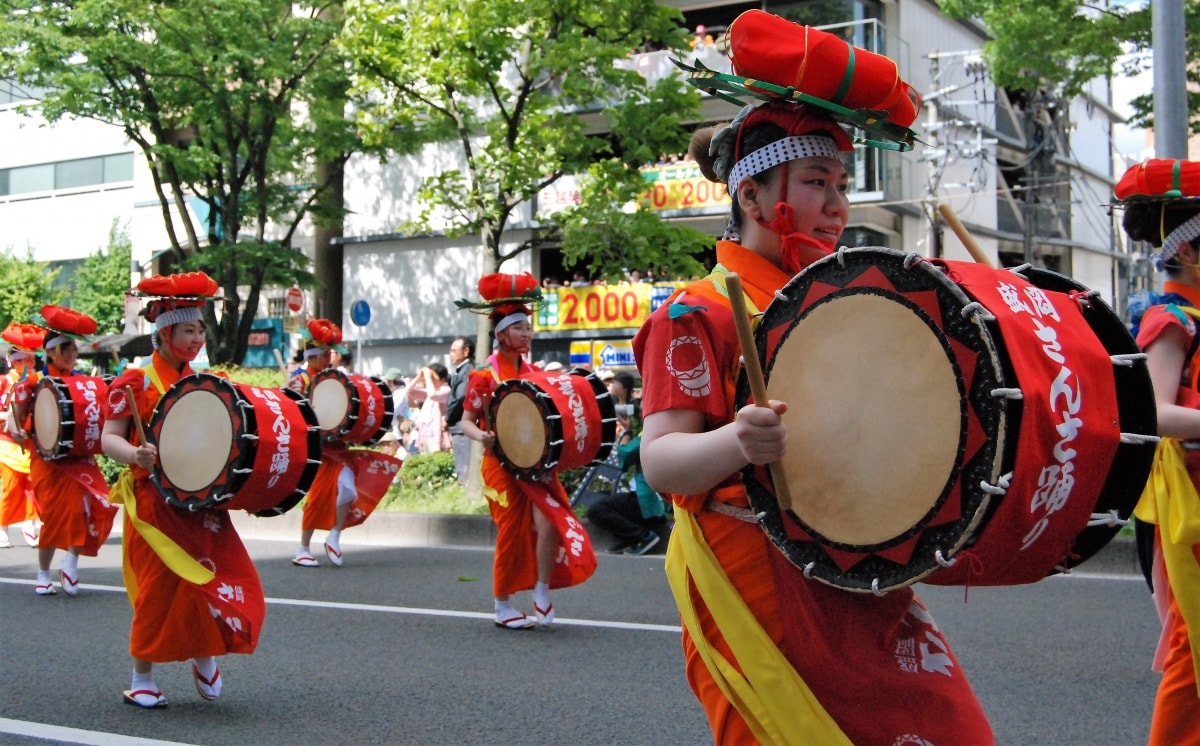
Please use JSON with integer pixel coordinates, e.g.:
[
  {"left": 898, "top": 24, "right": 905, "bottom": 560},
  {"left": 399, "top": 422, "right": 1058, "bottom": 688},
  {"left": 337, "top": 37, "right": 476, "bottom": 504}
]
[{"left": 444, "top": 335, "right": 475, "bottom": 483}]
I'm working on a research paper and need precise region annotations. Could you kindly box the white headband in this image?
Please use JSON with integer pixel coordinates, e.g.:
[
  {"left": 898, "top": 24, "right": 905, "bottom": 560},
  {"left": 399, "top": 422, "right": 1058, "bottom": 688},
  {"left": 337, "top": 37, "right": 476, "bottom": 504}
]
[
  {"left": 495, "top": 312, "right": 529, "bottom": 334},
  {"left": 303, "top": 346, "right": 327, "bottom": 359},
  {"left": 154, "top": 306, "right": 202, "bottom": 332},
  {"left": 6, "top": 350, "right": 33, "bottom": 363},
  {"left": 727, "top": 135, "right": 842, "bottom": 192},
  {"left": 44, "top": 334, "right": 69, "bottom": 351},
  {"left": 1155, "top": 213, "right": 1200, "bottom": 271}
]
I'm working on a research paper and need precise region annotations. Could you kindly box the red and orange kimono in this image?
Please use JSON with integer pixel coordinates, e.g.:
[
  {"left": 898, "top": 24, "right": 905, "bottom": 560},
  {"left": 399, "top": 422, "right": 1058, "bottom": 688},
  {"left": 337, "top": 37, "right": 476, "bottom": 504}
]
[
  {"left": 0, "top": 368, "right": 40, "bottom": 529},
  {"left": 1134, "top": 280, "right": 1200, "bottom": 744},
  {"left": 29, "top": 364, "right": 117, "bottom": 555},
  {"left": 633, "top": 241, "right": 993, "bottom": 745},
  {"left": 463, "top": 353, "right": 596, "bottom": 598},
  {"left": 104, "top": 354, "right": 264, "bottom": 662}
]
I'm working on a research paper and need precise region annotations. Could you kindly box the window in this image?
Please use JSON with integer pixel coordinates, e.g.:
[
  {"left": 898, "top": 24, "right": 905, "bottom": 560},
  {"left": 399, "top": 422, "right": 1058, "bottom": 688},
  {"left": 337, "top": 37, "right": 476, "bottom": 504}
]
[{"left": 0, "top": 153, "right": 134, "bottom": 196}]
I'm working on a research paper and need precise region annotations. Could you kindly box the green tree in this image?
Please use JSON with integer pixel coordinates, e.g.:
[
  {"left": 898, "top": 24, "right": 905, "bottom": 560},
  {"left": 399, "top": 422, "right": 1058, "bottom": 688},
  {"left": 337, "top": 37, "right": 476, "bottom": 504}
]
[
  {"left": 0, "top": 248, "right": 65, "bottom": 330},
  {"left": 72, "top": 220, "right": 134, "bottom": 335},
  {"left": 939, "top": 0, "right": 1200, "bottom": 135},
  {"left": 0, "top": 1, "right": 366, "bottom": 364},
  {"left": 340, "top": 0, "right": 708, "bottom": 289}
]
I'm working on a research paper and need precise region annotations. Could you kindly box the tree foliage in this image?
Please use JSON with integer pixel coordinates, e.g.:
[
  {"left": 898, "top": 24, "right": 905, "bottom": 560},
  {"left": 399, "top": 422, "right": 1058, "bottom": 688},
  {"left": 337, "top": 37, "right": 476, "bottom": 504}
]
[
  {"left": 0, "top": 0, "right": 363, "bottom": 364},
  {"left": 0, "top": 247, "right": 65, "bottom": 330},
  {"left": 340, "top": 0, "right": 707, "bottom": 281},
  {"left": 939, "top": 0, "right": 1200, "bottom": 135},
  {"left": 71, "top": 220, "right": 133, "bottom": 335}
]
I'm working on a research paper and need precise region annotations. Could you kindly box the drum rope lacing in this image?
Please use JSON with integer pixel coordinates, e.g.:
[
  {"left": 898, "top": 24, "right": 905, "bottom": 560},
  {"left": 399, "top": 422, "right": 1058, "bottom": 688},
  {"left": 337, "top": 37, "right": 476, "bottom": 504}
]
[
  {"left": 1087, "top": 509, "right": 1129, "bottom": 528},
  {"left": 979, "top": 471, "right": 1011, "bottom": 497},
  {"left": 1111, "top": 352, "right": 1147, "bottom": 367},
  {"left": 704, "top": 499, "right": 766, "bottom": 523}
]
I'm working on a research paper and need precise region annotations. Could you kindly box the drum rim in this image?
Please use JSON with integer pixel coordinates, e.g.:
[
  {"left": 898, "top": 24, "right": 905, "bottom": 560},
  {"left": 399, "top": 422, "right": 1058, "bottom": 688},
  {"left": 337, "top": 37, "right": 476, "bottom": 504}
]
[
  {"left": 32, "top": 377, "right": 73, "bottom": 459},
  {"left": 738, "top": 247, "right": 1009, "bottom": 593},
  {"left": 310, "top": 368, "right": 358, "bottom": 441},
  {"left": 147, "top": 373, "right": 252, "bottom": 510},
  {"left": 490, "top": 378, "right": 559, "bottom": 480}
]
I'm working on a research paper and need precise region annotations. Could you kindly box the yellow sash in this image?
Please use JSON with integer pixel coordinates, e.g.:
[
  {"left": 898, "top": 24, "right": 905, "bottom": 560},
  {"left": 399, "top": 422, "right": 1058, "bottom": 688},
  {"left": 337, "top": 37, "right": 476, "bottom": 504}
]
[
  {"left": 1134, "top": 438, "right": 1200, "bottom": 694},
  {"left": 109, "top": 466, "right": 215, "bottom": 604},
  {"left": 0, "top": 438, "right": 30, "bottom": 473},
  {"left": 664, "top": 510, "right": 851, "bottom": 745}
]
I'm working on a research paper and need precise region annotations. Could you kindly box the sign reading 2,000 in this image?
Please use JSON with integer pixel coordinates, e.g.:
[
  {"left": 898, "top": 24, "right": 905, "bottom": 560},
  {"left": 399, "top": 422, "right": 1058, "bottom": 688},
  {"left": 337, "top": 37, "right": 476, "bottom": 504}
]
[
  {"left": 560, "top": 289, "right": 641, "bottom": 328},
  {"left": 640, "top": 165, "right": 731, "bottom": 213}
]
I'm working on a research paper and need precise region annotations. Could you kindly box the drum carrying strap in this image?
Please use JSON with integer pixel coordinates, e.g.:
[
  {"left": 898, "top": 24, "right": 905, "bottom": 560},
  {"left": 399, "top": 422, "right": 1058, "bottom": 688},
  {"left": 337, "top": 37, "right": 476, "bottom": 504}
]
[{"left": 665, "top": 510, "right": 851, "bottom": 745}]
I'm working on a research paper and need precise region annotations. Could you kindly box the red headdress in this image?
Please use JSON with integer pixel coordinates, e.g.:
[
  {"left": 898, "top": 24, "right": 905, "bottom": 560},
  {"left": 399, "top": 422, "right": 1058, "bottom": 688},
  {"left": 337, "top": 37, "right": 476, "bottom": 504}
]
[
  {"left": 1114, "top": 159, "right": 1200, "bottom": 203},
  {"left": 2, "top": 322, "right": 47, "bottom": 354},
  {"left": 132, "top": 271, "right": 223, "bottom": 326},
  {"left": 455, "top": 272, "right": 543, "bottom": 317},
  {"left": 305, "top": 318, "right": 343, "bottom": 346}
]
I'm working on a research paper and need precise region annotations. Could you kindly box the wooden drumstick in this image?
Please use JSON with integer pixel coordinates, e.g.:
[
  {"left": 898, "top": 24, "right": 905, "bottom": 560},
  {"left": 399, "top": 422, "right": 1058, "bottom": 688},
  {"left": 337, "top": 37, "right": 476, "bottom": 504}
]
[
  {"left": 726, "top": 273, "right": 793, "bottom": 513},
  {"left": 273, "top": 347, "right": 291, "bottom": 382},
  {"left": 938, "top": 203, "right": 994, "bottom": 268},
  {"left": 124, "top": 385, "right": 149, "bottom": 446}
]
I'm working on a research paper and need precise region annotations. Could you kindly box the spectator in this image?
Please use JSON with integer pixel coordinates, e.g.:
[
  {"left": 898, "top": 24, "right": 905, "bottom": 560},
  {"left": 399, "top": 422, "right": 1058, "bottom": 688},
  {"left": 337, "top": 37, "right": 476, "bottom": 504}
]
[
  {"left": 409, "top": 362, "right": 451, "bottom": 453},
  {"left": 445, "top": 336, "right": 475, "bottom": 482}
]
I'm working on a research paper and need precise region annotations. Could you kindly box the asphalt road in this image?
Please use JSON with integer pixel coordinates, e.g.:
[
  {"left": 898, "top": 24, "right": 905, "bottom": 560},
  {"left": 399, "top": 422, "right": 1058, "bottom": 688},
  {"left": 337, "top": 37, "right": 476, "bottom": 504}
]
[{"left": 0, "top": 527, "right": 1161, "bottom": 746}]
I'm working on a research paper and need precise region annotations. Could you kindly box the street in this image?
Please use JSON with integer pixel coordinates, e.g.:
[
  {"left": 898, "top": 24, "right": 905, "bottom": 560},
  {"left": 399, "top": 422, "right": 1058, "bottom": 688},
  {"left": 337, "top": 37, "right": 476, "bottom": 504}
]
[{"left": 0, "top": 527, "right": 1159, "bottom": 745}]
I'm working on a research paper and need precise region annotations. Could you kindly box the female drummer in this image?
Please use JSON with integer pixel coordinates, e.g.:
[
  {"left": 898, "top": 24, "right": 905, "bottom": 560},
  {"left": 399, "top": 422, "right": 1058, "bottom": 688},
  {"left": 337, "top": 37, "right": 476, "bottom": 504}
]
[
  {"left": 101, "top": 272, "right": 264, "bottom": 708},
  {"left": 20, "top": 307, "right": 119, "bottom": 595},
  {"left": 457, "top": 273, "right": 597, "bottom": 629},
  {"left": 1121, "top": 158, "right": 1200, "bottom": 744},
  {"left": 633, "top": 99, "right": 993, "bottom": 743},
  {"left": 290, "top": 318, "right": 402, "bottom": 568},
  {"left": 0, "top": 323, "right": 43, "bottom": 549}
]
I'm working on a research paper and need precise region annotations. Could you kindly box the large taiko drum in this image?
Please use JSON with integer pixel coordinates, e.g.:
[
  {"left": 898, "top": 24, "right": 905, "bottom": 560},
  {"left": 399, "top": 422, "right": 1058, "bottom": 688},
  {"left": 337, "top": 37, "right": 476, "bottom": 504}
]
[
  {"left": 147, "top": 373, "right": 322, "bottom": 516},
  {"left": 31, "top": 375, "right": 109, "bottom": 460},
  {"left": 309, "top": 369, "right": 394, "bottom": 444},
  {"left": 490, "top": 368, "right": 618, "bottom": 481},
  {"left": 738, "top": 247, "right": 1158, "bottom": 594}
]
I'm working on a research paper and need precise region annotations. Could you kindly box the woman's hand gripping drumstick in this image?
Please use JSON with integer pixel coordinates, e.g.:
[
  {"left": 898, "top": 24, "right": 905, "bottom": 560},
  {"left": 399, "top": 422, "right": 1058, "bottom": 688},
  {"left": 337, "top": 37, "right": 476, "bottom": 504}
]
[
  {"left": 938, "top": 204, "right": 994, "bottom": 268},
  {"left": 124, "top": 385, "right": 157, "bottom": 470},
  {"left": 726, "top": 273, "right": 793, "bottom": 513}
]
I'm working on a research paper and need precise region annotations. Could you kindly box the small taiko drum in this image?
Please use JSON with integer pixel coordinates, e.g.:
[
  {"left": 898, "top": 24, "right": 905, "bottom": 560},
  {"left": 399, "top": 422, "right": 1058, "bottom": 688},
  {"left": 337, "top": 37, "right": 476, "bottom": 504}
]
[
  {"left": 147, "top": 373, "right": 322, "bottom": 516},
  {"left": 308, "top": 369, "right": 394, "bottom": 444},
  {"left": 32, "top": 376, "right": 109, "bottom": 460},
  {"left": 490, "top": 368, "right": 618, "bottom": 481},
  {"left": 739, "top": 247, "right": 1158, "bottom": 594}
]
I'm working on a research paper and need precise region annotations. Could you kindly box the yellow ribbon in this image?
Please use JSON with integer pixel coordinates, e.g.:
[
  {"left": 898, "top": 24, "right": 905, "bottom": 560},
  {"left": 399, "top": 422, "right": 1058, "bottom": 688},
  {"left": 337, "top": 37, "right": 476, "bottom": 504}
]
[
  {"left": 1134, "top": 438, "right": 1200, "bottom": 694},
  {"left": 664, "top": 510, "right": 851, "bottom": 745},
  {"left": 109, "top": 468, "right": 215, "bottom": 600},
  {"left": 0, "top": 438, "right": 30, "bottom": 472}
]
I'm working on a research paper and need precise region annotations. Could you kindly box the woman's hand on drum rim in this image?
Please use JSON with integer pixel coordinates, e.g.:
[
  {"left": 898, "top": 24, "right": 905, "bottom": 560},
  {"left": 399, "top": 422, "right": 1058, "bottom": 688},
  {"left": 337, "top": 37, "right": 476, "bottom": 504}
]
[
  {"left": 734, "top": 400, "right": 789, "bottom": 467},
  {"left": 477, "top": 430, "right": 496, "bottom": 450}
]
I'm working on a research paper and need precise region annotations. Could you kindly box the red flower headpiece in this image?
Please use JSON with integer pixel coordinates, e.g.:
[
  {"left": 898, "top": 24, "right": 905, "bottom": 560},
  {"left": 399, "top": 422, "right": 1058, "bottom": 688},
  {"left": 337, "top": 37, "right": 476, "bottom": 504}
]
[
  {"left": 40, "top": 305, "right": 98, "bottom": 338},
  {"left": 2, "top": 322, "right": 48, "bottom": 353},
  {"left": 455, "top": 272, "right": 543, "bottom": 315},
  {"left": 134, "top": 271, "right": 222, "bottom": 322},
  {"left": 1114, "top": 159, "right": 1200, "bottom": 203},
  {"left": 305, "top": 318, "right": 343, "bottom": 347}
]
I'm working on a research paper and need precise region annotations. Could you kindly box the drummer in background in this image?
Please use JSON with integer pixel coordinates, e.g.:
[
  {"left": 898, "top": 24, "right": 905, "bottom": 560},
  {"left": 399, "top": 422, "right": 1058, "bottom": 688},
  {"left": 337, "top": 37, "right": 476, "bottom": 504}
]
[
  {"left": 101, "top": 271, "right": 263, "bottom": 708},
  {"left": 12, "top": 307, "right": 119, "bottom": 595},
  {"left": 0, "top": 323, "right": 44, "bottom": 549},
  {"left": 457, "top": 272, "right": 597, "bottom": 629},
  {"left": 289, "top": 317, "right": 402, "bottom": 568},
  {"left": 633, "top": 99, "right": 993, "bottom": 742},
  {"left": 1120, "top": 158, "right": 1200, "bottom": 744}
]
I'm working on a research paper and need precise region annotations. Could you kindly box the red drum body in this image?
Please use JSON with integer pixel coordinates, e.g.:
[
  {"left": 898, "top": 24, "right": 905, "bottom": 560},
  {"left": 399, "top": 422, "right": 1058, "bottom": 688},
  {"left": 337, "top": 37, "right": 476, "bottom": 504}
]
[
  {"left": 32, "top": 376, "right": 109, "bottom": 460},
  {"left": 147, "top": 373, "right": 322, "bottom": 516},
  {"left": 490, "top": 368, "right": 618, "bottom": 481},
  {"left": 309, "top": 369, "right": 393, "bottom": 444},
  {"left": 740, "top": 247, "right": 1157, "bottom": 593}
]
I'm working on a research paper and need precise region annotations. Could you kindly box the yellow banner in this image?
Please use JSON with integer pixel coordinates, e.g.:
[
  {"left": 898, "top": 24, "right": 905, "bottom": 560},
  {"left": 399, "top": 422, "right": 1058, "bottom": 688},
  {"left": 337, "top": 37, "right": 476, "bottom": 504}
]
[
  {"left": 640, "top": 163, "right": 731, "bottom": 213},
  {"left": 535, "top": 284, "right": 677, "bottom": 332}
]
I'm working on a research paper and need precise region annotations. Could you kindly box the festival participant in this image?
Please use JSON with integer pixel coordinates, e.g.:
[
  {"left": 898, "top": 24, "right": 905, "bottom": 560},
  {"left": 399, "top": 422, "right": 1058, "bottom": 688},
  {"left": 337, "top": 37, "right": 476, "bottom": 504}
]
[
  {"left": 13, "top": 307, "right": 118, "bottom": 595},
  {"left": 291, "top": 318, "right": 401, "bottom": 568},
  {"left": 101, "top": 272, "right": 262, "bottom": 708},
  {"left": 1120, "top": 158, "right": 1200, "bottom": 744},
  {"left": 0, "top": 322, "right": 43, "bottom": 549},
  {"left": 456, "top": 272, "right": 597, "bottom": 629},
  {"left": 632, "top": 98, "right": 993, "bottom": 743}
]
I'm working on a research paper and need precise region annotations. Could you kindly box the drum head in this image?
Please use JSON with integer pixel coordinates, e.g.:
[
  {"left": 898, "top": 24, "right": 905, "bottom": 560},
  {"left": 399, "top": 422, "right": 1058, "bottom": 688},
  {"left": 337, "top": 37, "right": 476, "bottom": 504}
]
[
  {"left": 494, "top": 391, "right": 548, "bottom": 469},
  {"left": 311, "top": 376, "right": 351, "bottom": 433},
  {"left": 32, "top": 383, "right": 63, "bottom": 456},
  {"left": 771, "top": 293, "right": 961, "bottom": 545},
  {"left": 157, "top": 388, "right": 234, "bottom": 492}
]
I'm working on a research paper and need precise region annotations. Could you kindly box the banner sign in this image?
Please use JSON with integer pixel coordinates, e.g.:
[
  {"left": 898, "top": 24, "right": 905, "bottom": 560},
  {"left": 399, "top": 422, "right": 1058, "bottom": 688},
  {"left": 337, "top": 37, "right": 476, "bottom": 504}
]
[
  {"left": 640, "top": 162, "right": 731, "bottom": 214},
  {"left": 535, "top": 283, "right": 678, "bottom": 332}
]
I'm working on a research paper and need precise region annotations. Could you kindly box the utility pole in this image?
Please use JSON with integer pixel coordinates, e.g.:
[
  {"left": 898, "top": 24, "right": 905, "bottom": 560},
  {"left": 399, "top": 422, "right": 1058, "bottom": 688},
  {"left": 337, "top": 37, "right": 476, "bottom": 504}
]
[{"left": 1153, "top": 0, "right": 1188, "bottom": 158}]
